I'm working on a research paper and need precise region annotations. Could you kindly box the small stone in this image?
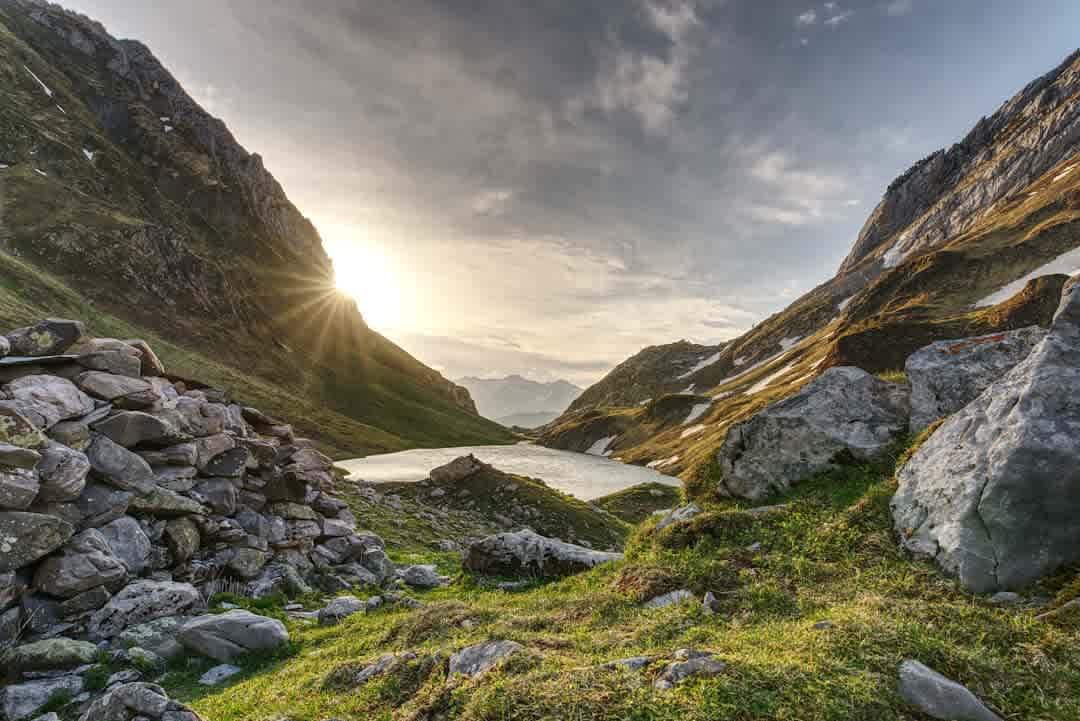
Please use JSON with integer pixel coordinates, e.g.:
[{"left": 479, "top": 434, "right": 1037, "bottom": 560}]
[
  {"left": 199, "top": 663, "right": 242, "bottom": 686},
  {"left": 813, "top": 620, "right": 836, "bottom": 630},
  {"left": 318, "top": 596, "right": 365, "bottom": 625},
  {"left": 644, "top": 589, "right": 694, "bottom": 609},
  {"left": 653, "top": 649, "right": 726, "bottom": 691}
]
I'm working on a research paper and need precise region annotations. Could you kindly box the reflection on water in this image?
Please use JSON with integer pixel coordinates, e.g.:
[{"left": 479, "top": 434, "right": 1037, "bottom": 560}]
[{"left": 338, "top": 443, "right": 680, "bottom": 501}]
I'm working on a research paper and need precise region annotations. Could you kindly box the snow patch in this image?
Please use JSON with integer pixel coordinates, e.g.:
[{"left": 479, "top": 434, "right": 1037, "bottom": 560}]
[
  {"left": 721, "top": 353, "right": 781, "bottom": 387},
  {"left": 677, "top": 351, "right": 722, "bottom": 379},
  {"left": 55, "top": 104, "right": 66, "bottom": 115},
  {"left": 836, "top": 296, "right": 853, "bottom": 312},
  {"left": 746, "top": 362, "right": 797, "bottom": 395},
  {"left": 882, "top": 244, "right": 908, "bottom": 269},
  {"left": 681, "top": 385, "right": 695, "bottom": 394},
  {"left": 585, "top": 436, "right": 616, "bottom": 456},
  {"left": 975, "top": 247, "right": 1080, "bottom": 307},
  {"left": 683, "top": 402, "right": 713, "bottom": 426},
  {"left": 638, "top": 398, "right": 652, "bottom": 406},
  {"left": 34, "top": 168, "right": 47, "bottom": 177},
  {"left": 680, "top": 424, "right": 707, "bottom": 440},
  {"left": 1053, "top": 164, "right": 1075, "bottom": 183},
  {"left": 734, "top": 356, "right": 748, "bottom": 367},
  {"left": 164, "top": 125, "right": 174, "bottom": 133},
  {"left": 647, "top": 456, "right": 680, "bottom": 469},
  {"left": 779, "top": 335, "right": 804, "bottom": 351},
  {"left": 82, "top": 149, "right": 95, "bottom": 162},
  {"left": 0, "top": 164, "right": 8, "bottom": 170},
  {"left": 24, "top": 65, "right": 53, "bottom": 97}
]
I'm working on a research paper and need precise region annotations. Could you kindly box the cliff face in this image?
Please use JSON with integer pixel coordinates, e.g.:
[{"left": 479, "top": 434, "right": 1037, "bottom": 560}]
[
  {"left": 544, "top": 49, "right": 1080, "bottom": 485},
  {"left": 0, "top": 0, "right": 505, "bottom": 454}
]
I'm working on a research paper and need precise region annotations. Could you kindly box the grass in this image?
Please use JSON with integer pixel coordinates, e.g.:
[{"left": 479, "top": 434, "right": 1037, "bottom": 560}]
[
  {"left": 593, "top": 483, "right": 683, "bottom": 524},
  {"left": 163, "top": 442, "right": 1080, "bottom": 721}
]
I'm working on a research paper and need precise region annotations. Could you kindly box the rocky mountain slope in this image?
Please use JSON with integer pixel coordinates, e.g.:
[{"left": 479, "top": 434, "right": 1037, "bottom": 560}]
[
  {"left": 542, "top": 48, "right": 1080, "bottom": 486},
  {"left": 0, "top": 0, "right": 512, "bottom": 457},
  {"left": 455, "top": 376, "right": 582, "bottom": 429}
]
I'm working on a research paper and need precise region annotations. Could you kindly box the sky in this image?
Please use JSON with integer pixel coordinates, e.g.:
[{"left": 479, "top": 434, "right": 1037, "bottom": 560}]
[{"left": 61, "top": 0, "right": 1080, "bottom": 386}]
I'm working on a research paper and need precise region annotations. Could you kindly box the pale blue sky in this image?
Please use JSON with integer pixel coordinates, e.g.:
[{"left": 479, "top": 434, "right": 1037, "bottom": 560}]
[{"left": 61, "top": 0, "right": 1080, "bottom": 384}]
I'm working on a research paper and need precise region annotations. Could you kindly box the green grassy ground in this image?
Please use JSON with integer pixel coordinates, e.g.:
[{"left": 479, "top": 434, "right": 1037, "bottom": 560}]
[
  {"left": 163, "top": 443, "right": 1080, "bottom": 721},
  {"left": 593, "top": 483, "right": 682, "bottom": 524}
]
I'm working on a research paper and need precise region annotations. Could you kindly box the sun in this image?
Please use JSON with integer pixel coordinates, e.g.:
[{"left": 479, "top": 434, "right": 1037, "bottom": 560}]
[{"left": 323, "top": 233, "right": 403, "bottom": 333}]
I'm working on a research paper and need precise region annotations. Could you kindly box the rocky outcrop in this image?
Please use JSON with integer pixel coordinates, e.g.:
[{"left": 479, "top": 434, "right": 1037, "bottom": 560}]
[
  {"left": 893, "top": 279, "right": 1080, "bottom": 592},
  {"left": 715, "top": 368, "right": 910, "bottom": 500},
  {"left": 906, "top": 327, "right": 1047, "bottom": 432},
  {"left": 463, "top": 529, "right": 623, "bottom": 578}
]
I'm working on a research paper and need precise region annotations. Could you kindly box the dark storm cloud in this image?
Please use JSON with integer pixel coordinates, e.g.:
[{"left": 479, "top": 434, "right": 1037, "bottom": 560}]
[{"left": 61, "top": 0, "right": 1080, "bottom": 383}]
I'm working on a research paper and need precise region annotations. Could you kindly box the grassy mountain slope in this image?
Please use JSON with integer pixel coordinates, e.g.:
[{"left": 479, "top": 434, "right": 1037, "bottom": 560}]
[
  {"left": 0, "top": 0, "right": 513, "bottom": 457},
  {"left": 542, "top": 50, "right": 1080, "bottom": 492},
  {"left": 155, "top": 440, "right": 1080, "bottom": 721}
]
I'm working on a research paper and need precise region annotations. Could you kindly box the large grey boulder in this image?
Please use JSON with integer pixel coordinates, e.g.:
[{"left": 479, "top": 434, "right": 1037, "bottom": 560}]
[
  {"left": 906, "top": 326, "right": 1047, "bottom": 432},
  {"left": 464, "top": 529, "right": 623, "bottom": 578},
  {"left": 398, "top": 564, "right": 449, "bottom": 589},
  {"left": 33, "top": 529, "right": 128, "bottom": 598},
  {"left": 898, "top": 660, "right": 1003, "bottom": 721},
  {"left": 178, "top": 610, "right": 289, "bottom": 662},
  {"left": 716, "top": 367, "right": 910, "bottom": 501},
  {"left": 6, "top": 319, "right": 84, "bottom": 357},
  {"left": 77, "top": 682, "right": 203, "bottom": 721},
  {"left": 99, "top": 517, "right": 152, "bottom": 575},
  {"left": 429, "top": 454, "right": 484, "bottom": 483},
  {"left": 87, "top": 581, "right": 201, "bottom": 639},
  {"left": 893, "top": 279, "right": 1080, "bottom": 592},
  {"left": 1, "top": 675, "right": 84, "bottom": 721},
  {"left": 0, "top": 512, "right": 74, "bottom": 572},
  {"left": 36, "top": 442, "right": 91, "bottom": 503},
  {"left": 6, "top": 375, "right": 95, "bottom": 429},
  {"left": 86, "top": 437, "right": 154, "bottom": 494},
  {"left": 448, "top": 640, "right": 523, "bottom": 678}
]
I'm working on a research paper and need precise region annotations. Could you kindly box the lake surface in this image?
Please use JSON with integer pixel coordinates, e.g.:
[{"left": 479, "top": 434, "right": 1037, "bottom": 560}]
[{"left": 338, "top": 443, "right": 680, "bottom": 501}]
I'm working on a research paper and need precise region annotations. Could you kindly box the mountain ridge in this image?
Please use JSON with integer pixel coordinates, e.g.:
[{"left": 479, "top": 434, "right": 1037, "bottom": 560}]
[{"left": 455, "top": 374, "right": 582, "bottom": 428}]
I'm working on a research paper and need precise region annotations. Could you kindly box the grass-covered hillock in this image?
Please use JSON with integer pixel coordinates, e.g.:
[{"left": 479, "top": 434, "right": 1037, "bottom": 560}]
[
  {"left": 593, "top": 482, "right": 682, "bottom": 524},
  {"left": 160, "top": 441, "right": 1080, "bottom": 721}
]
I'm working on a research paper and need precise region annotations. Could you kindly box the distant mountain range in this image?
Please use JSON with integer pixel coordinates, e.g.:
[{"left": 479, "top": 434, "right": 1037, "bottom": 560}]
[{"left": 456, "top": 375, "right": 583, "bottom": 428}]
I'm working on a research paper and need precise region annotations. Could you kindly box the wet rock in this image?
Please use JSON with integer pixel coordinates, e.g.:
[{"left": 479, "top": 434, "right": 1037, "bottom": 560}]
[
  {"left": 33, "top": 529, "right": 128, "bottom": 598},
  {"left": 716, "top": 367, "right": 910, "bottom": 500},
  {"left": 464, "top": 529, "right": 623, "bottom": 578},
  {"left": 898, "top": 660, "right": 1002, "bottom": 721},
  {"left": 178, "top": 610, "right": 289, "bottom": 662},
  {"left": 893, "top": 280, "right": 1080, "bottom": 592},
  {"left": 87, "top": 581, "right": 201, "bottom": 639},
  {"left": 0, "top": 512, "right": 75, "bottom": 572},
  {"left": 448, "top": 640, "right": 523, "bottom": 678}
]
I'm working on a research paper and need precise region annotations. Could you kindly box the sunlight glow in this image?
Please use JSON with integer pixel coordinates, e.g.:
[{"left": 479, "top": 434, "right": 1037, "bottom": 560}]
[{"left": 322, "top": 229, "right": 403, "bottom": 332}]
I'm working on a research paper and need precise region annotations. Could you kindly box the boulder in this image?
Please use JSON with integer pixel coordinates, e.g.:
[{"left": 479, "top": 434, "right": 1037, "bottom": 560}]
[
  {"left": 716, "top": 367, "right": 910, "bottom": 501},
  {"left": 178, "top": 610, "right": 289, "bottom": 662},
  {"left": 71, "top": 339, "right": 143, "bottom": 378},
  {"left": 128, "top": 488, "right": 207, "bottom": 518},
  {"left": 202, "top": 448, "right": 248, "bottom": 477},
  {"left": 115, "top": 616, "right": 190, "bottom": 662},
  {"left": 0, "top": 512, "right": 74, "bottom": 572},
  {"left": 898, "top": 660, "right": 1002, "bottom": 721},
  {"left": 893, "top": 279, "right": 1080, "bottom": 592},
  {"left": 0, "top": 405, "right": 48, "bottom": 449},
  {"left": 75, "top": 484, "right": 133, "bottom": 529},
  {"left": 0, "top": 467, "right": 39, "bottom": 510},
  {"left": 6, "top": 375, "right": 95, "bottom": 429},
  {"left": 398, "top": 564, "right": 449, "bottom": 589},
  {"left": 93, "top": 412, "right": 185, "bottom": 449},
  {"left": 906, "top": 326, "right": 1047, "bottom": 432},
  {"left": 99, "top": 517, "right": 152, "bottom": 575},
  {"left": 36, "top": 442, "right": 90, "bottom": 503},
  {"left": 86, "top": 437, "right": 154, "bottom": 494},
  {"left": 33, "top": 529, "right": 128, "bottom": 598},
  {"left": 87, "top": 581, "right": 201, "bottom": 639},
  {"left": 0, "top": 443, "right": 41, "bottom": 469},
  {"left": 0, "top": 675, "right": 83, "bottom": 721},
  {"left": 6, "top": 319, "right": 84, "bottom": 357},
  {"left": 194, "top": 435, "right": 236, "bottom": 471},
  {"left": 318, "top": 595, "right": 365, "bottom": 625},
  {"left": 163, "top": 518, "right": 201, "bottom": 562},
  {"left": 448, "top": 640, "right": 523, "bottom": 678},
  {"left": 429, "top": 454, "right": 484, "bottom": 483},
  {"left": 653, "top": 649, "right": 727, "bottom": 691},
  {"left": 655, "top": 503, "right": 701, "bottom": 532},
  {"left": 77, "top": 682, "right": 203, "bottom": 721},
  {"left": 75, "top": 372, "right": 156, "bottom": 410},
  {"left": 60, "top": 585, "right": 112, "bottom": 616},
  {"left": 464, "top": 529, "right": 623, "bottom": 578},
  {"left": 193, "top": 479, "right": 238, "bottom": 515},
  {"left": 5, "top": 637, "right": 99, "bottom": 674}
]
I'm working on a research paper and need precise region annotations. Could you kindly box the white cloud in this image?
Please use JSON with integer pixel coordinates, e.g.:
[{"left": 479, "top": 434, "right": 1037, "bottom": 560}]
[
  {"left": 797, "top": 9, "right": 818, "bottom": 25},
  {"left": 884, "top": 0, "right": 913, "bottom": 16},
  {"left": 587, "top": 0, "right": 699, "bottom": 136},
  {"left": 825, "top": 10, "right": 855, "bottom": 26},
  {"left": 471, "top": 189, "right": 515, "bottom": 217}
]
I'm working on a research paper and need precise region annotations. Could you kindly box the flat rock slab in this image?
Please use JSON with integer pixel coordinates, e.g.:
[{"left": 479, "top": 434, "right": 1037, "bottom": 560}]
[
  {"left": 198, "top": 664, "right": 242, "bottom": 686},
  {"left": 449, "top": 640, "right": 523, "bottom": 678},
  {"left": 464, "top": 529, "right": 622, "bottom": 578}
]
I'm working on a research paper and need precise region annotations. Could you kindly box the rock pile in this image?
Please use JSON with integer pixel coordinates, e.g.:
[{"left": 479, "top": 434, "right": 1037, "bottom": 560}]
[{"left": 0, "top": 319, "right": 400, "bottom": 719}]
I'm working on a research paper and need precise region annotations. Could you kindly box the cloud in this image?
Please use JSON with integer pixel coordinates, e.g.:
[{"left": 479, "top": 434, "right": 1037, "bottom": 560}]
[
  {"left": 884, "top": 0, "right": 913, "bottom": 16},
  {"left": 797, "top": 9, "right": 817, "bottom": 25},
  {"left": 472, "top": 190, "right": 515, "bottom": 217},
  {"left": 824, "top": 10, "right": 855, "bottom": 26}
]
